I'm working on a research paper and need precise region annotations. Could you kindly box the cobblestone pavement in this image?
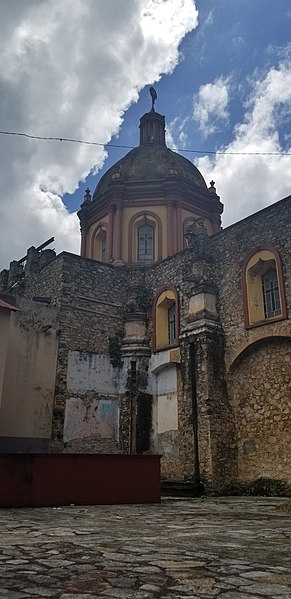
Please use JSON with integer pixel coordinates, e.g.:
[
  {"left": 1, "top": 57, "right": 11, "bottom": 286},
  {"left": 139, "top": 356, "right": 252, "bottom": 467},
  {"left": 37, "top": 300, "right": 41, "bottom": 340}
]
[{"left": 0, "top": 497, "right": 291, "bottom": 599}]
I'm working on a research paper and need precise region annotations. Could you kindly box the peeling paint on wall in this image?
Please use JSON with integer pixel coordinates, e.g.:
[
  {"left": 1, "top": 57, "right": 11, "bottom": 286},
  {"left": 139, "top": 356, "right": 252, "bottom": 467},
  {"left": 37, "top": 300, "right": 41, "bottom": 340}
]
[
  {"left": 152, "top": 362, "right": 179, "bottom": 459},
  {"left": 63, "top": 397, "right": 119, "bottom": 443},
  {"left": 67, "top": 351, "right": 126, "bottom": 394},
  {"left": 157, "top": 393, "right": 178, "bottom": 434}
]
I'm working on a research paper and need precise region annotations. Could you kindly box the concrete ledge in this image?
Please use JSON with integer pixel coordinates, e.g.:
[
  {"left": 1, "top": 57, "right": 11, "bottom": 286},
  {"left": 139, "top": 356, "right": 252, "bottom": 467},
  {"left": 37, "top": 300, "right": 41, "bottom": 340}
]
[{"left": 0, "top": 453, "right": 161, "bottom": 507}]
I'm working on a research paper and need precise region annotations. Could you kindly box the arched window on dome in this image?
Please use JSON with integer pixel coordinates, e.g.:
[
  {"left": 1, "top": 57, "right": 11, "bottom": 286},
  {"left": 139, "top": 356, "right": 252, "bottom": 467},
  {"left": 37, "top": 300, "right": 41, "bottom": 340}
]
[
  {"left": 138, "top": 222, "right": 154, "bottom": 261},
  {"left": 242, "top": 247, "right": 287, "bottom": 328},
  {"left": 128, "top": 212, "right": 162, "bottom": 263},
  {"left": 93, "top": 225, "right": 107, "bottom": 262}
]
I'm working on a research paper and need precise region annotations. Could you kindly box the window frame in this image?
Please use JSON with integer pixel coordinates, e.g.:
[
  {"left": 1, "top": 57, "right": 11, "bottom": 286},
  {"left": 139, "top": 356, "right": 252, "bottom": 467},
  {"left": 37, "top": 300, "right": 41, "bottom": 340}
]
[
  {"left": 152, "top": 287, "right": 179, "bottom": 352},
  {"left": 137, "top": 222, "right": 155, "bottom": 262},
  {"left": 128, "top": 211, "right": 162, "bottom": 263},
  {"left": 242, "top": 246, "right": 287, "bottom": 329},
  {"left": 168, "top": 302, "right": 176, "bottom": 345}
]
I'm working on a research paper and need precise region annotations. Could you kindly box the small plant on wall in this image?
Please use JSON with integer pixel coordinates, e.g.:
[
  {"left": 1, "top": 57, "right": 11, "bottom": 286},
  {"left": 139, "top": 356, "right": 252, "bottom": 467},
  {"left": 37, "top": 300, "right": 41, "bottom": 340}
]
[
  {"left": 135, "top": 285, "right": 153, "bottom": 315},
  {"left": 108, "top": 331, "right": 123, "bottom": 368}
]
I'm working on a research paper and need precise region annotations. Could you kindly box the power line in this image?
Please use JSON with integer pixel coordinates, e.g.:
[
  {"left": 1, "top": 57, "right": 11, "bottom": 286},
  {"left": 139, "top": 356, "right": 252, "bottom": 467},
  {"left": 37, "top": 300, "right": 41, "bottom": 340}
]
[{"left": 0, "top": 129, "right": 290, "bottom": 157}]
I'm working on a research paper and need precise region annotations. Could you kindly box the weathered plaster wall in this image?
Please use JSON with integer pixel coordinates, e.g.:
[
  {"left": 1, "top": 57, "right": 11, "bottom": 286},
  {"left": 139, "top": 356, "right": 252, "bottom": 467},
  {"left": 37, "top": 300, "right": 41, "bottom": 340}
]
[
  {"left": 63, "top": 350, "right": 125, "bottom": 452},
  {"left": 67, "top": 351, "right": 125, "bottom": 395},
  {"left": 151, "top": 355, "right": 179, "bottom": 473},
  {"left": 0, "top": 297, "right": 59, "bottom": 452},
  {"left": 0, "top": 309, "right": 11, "bottom": 408},
  {"left": 63, "top": 397, "right": 119, "bottom": 448},
  {"left": 23, "top": 253, "right": 140, "bottom": 453}
]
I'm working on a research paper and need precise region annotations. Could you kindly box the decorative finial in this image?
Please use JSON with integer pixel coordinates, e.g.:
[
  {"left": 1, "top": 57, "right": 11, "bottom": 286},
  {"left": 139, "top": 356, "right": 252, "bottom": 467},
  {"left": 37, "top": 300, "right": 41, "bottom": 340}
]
[
  {"left": 81, "top": 187, "right": 91, "bottom": 207},
  {"left": 150, "top": 87, "right": 157, "bottom": 112},
  {"left": 209, "top": 180, "right": 217, "bottom": 196}
]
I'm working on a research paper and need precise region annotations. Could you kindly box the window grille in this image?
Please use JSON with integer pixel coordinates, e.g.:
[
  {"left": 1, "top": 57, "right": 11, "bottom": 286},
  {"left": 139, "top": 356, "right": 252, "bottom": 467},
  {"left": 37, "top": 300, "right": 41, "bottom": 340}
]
[
  {"left": 101, "top": 234, "right": 107, "bottom": 262},
  {"left": 138, "top": 223, "right": 154, "bottom": 261},
  {"left": 262, "top": 268, "right": 281, "bottom": 319},
  {"left": 168, "top": 303, "right": 176, "bottom": 344}
]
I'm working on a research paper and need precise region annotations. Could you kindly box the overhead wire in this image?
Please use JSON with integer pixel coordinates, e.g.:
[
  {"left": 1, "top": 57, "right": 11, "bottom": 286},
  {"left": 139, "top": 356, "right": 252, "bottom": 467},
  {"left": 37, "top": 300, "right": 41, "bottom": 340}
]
[{"left": 0, "top": 129, "right": 290, "bottom": 156}]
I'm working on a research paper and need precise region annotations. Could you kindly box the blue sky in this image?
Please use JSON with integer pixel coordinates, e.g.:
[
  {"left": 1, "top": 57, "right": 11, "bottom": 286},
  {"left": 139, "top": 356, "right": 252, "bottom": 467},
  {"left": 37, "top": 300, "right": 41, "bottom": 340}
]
[
  {"left": 64, "top": 0, "right": 291, "bottom": 219},
  {"left": 0, "top": 0, "right": 290, "bottom": 267}
]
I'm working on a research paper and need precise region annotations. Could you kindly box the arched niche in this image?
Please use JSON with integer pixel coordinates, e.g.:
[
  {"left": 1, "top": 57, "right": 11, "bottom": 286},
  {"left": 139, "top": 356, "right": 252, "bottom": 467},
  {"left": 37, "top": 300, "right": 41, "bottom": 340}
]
[{"left": 242, "top": 246, "right": 287, "bottom": 328}]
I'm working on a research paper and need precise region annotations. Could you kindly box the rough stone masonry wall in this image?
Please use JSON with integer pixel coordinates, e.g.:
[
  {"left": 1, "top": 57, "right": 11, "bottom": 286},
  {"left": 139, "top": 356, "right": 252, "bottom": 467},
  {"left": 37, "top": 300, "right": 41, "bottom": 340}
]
[
  {"left": 54, "top": 254, "right": 135, "bottom": 453},
  {"left": 19, "top": 254, "right": 64, "bottom": 305},
  {"left": 228, "top": 337, "right": 291, "bottom": 492},
  {"left": 211, "top": 195, "right": 291, "bottom": 492},
  {"left": 25, "top": 253, "right": 143, "bottom": 454}
]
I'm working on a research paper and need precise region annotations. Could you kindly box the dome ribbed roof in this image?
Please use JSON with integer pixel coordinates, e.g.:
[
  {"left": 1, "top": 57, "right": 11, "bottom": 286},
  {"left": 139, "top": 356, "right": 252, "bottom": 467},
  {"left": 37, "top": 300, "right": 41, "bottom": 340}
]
[
  {"left": 93, "top": 144, "right": 207, "bottom": 199},
  {"left": 93, "top": 110, "right": 207, "bottom": 200}
]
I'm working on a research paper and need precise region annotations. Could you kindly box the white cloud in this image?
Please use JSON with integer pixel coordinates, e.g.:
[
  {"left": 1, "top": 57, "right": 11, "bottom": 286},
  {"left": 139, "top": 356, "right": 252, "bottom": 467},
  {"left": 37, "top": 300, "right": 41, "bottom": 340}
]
[
  {"left": 193, "top": 76, "right": 230, "bottom": 137},
  {"left": 196, "top": 63, "right": 291, "bottom": 226},
  {"left": 0, "top": 0, "right": 198, "bottom": 269},
  {"left": 166, "top": 116, "right": 189, "bottom": 149},
  {"left": 204, "top": 10, "right": 214, "bottom": 27}
]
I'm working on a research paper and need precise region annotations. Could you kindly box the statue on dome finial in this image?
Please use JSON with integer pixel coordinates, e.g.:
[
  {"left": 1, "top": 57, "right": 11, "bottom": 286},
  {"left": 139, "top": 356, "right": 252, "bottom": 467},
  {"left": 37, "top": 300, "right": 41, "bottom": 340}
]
[{"left": 150, "top": 87, "right": 157, "bottom": 112}]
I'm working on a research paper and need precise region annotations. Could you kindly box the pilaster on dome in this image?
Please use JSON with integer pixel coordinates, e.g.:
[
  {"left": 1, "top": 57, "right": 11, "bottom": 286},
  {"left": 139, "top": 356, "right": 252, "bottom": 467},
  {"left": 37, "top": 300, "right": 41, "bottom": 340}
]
[{"left": 139, "top": 87, "right": 166, "bottom": 146}]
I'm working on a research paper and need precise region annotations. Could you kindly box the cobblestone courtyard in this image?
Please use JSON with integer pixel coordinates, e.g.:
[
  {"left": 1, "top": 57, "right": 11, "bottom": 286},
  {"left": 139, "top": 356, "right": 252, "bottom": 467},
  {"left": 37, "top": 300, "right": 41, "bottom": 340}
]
[{"left": 0, "top": 497, "right": 290, "bottom": 598}]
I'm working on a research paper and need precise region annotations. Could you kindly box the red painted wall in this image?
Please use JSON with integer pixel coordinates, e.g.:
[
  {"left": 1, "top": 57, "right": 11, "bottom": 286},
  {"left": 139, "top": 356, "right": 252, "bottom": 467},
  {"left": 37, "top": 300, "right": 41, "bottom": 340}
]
[{"left": 0, "top": 454, "right": 161, "bottom": 507}]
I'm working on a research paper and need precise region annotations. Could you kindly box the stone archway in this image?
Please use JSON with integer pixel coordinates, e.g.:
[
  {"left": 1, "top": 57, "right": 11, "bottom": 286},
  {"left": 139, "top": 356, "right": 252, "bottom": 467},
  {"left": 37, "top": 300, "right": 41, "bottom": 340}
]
[{"left": 228, "top": 337, "right": 291, "bottom": 487}]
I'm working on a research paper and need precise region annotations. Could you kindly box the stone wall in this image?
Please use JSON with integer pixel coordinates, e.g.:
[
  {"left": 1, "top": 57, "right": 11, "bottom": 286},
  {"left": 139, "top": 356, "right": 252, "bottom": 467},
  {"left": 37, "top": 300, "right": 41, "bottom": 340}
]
[
  {"left": 1, "top": 195, "right": 289, "bottom": 493},
  {"left": 144, "top": 251, "right": 204, "bottom": 486},
  {"left": 211, "top": 195, "right": 291, "bottom": 492},
  {"left": 210, "top": 196, "right": 291, "bottom": 370},
  {"left": 228, "top": 337, "right": 291, "bottom": 491}
]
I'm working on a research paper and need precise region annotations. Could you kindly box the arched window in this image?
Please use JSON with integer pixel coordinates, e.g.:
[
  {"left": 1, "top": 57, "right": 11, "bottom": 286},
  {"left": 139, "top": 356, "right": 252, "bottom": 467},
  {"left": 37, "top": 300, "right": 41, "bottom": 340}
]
[
  {"left": 153, "top": 288, "right": 179, "bottom": 351},
  {"left": 93, "top": 226, "right": 107, "bottom": 262},
  {"left": 242, "top": 247, "right": 287, "bottom": 328},
  {"left": 138, "top": 222, "right": 154, "bottom": 262},
  {"left": 128, "top": 211, "right": 162, "bottom": 263}
]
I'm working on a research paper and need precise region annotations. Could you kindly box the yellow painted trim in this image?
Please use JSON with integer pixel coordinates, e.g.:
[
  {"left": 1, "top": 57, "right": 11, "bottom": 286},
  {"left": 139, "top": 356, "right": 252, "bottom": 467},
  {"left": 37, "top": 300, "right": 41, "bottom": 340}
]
[
  {"left": 246, "top": 250, "right": 280, "bottom": 324},
  {"left": 156, "top": 290, "right": 176, "bottom": 348}
]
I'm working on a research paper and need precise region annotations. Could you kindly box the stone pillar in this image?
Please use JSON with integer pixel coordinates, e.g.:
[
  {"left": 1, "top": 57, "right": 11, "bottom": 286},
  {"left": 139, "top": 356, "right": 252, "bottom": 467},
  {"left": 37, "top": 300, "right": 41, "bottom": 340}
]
[
  {"left": 121, "top": 310, "right": 151, "bottom": 456},
  {"left": 0, "top": 270, "right": 8, "bottom": 293},
  {"left": 25, "top": 246, "right": 39, "bottom": 277},
  {"left": 113, "top": 204, "right": 122, "bottom": 261},
  {"left": 180, "top": 287, "right": 235, "bottom": 494},
  {"left": 79, "top": 188, "right": 91, "bottom": 257},
  {"left": 107, "top": 207, "right": 114, "bottom": 261},
  {"left": 176, "top": 202, "right": 183, "bottom": 251},
  {"left": 166, "top": 200, "right": 174, "bottom": 256},
  {"left": 80, "top": 224, "right": 88, "bottom": 257},
  {"left": 8, "top": 260, "right": 24, "bottom": 289},
  {"left": 180, "top": 227, "right": 235, "bottom": 494}
]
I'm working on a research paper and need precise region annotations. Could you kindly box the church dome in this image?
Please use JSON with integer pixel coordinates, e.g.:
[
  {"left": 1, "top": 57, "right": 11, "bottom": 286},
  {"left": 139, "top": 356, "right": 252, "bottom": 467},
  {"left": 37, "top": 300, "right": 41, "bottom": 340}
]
[
  {"left": 93, "top": 108, "right": 207, "bottom": 200},
  {"left": 93, "top": 141, "right": 207, "bottom": 199},
  {"left": 78, "top": 90, "right": 223, "bottom": 265}
]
